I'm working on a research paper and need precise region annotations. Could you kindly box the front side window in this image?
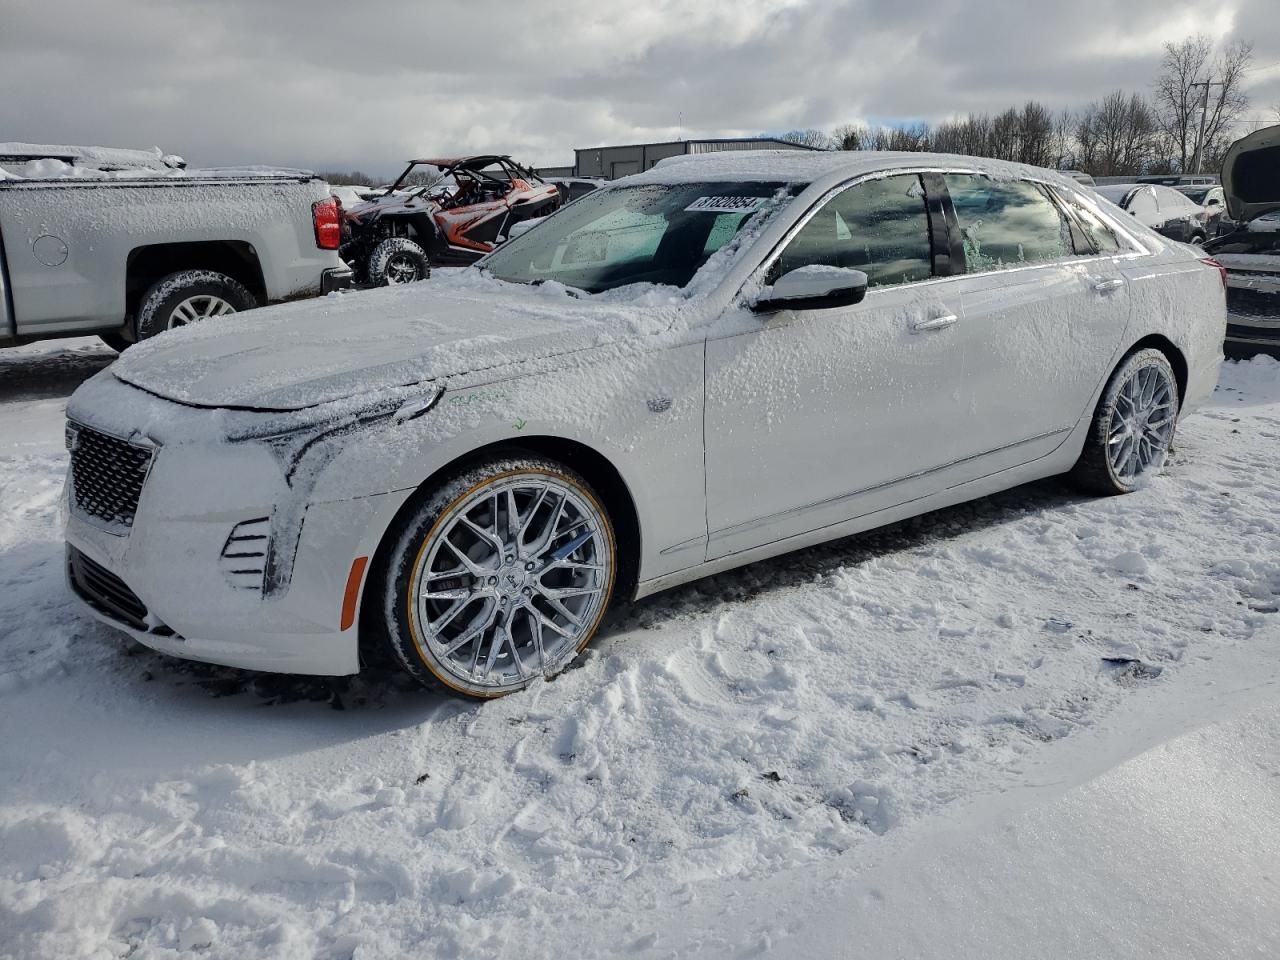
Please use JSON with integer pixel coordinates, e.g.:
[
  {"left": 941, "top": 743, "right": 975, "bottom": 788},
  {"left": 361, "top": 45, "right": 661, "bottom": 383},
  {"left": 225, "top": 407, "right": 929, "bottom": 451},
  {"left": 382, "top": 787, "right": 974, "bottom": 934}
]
[
  {"left": 481, "top": 181, "right": 790, "bottom": 294},
  {"left": 944, "top": 175, "right": 1071, "bottom": 272},
  {"left": 769, "top": 174, "right": 933, "bottom": 288}
]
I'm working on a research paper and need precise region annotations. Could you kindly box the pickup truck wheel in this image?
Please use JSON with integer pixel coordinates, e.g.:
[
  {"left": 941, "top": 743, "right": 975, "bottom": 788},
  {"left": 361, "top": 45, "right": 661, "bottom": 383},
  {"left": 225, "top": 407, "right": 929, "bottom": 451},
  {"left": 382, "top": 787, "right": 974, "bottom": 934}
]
[
  {"left": 368, "top": 238, "right": 430, "bottom": 286},
  {"left": 135, "top": 270, "right": 257, "bottom": 341}
]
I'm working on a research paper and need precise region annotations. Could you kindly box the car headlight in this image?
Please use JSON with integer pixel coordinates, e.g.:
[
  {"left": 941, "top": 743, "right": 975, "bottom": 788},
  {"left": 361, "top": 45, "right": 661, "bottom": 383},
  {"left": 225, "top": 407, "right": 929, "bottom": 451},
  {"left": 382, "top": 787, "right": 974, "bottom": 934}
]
[{"left": 224, "top": 385, "right": 443, "bottom": 486}]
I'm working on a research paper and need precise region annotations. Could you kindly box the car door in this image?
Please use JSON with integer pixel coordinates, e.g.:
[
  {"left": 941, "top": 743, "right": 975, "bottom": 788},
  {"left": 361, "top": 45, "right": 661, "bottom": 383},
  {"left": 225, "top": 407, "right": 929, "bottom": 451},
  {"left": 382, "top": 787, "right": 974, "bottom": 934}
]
[
  {"left": 938, "top": 175, "right": 1131, "bottom": 455},
  {"left": 703, "top": 172, "right": 973, "bottom": 560}
]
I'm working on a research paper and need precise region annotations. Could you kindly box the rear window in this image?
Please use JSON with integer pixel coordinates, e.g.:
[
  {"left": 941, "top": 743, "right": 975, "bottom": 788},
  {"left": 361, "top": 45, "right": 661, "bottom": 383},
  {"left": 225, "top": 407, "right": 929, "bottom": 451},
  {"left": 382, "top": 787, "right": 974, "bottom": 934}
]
[{"left": 944, "top": 175, "right": 1071, "bottom": 271}]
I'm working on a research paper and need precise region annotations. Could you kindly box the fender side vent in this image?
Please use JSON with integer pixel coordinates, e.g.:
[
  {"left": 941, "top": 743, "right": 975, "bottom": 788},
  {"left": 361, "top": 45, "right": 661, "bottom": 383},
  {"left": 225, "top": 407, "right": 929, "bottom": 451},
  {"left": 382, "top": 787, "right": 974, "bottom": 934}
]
[{"left": 220, "top": 517, "right": 271, "bottom": 592}]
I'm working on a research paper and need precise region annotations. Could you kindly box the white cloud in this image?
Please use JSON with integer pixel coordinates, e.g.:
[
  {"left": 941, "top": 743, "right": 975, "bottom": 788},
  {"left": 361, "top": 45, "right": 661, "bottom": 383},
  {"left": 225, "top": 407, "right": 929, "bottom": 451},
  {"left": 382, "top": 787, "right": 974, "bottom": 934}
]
[{"left": 0, "top": 0, "right": 1275, "bottom": 176}]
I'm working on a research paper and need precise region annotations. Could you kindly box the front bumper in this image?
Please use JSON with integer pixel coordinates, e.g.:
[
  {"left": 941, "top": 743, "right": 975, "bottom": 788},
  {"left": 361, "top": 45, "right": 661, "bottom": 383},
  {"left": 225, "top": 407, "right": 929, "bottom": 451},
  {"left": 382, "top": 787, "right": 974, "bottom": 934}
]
[
  {"left": 62, "top": 374, "right": 410, "bottom": 676},
  {"left": 1224, "top": 270, "right": 1280, "bottom": 346}
]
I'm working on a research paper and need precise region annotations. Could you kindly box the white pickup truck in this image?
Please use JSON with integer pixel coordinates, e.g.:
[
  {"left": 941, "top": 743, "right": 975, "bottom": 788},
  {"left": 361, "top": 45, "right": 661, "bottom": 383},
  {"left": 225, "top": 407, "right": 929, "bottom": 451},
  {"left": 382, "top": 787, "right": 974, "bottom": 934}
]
[{"left": 0, "top": 143, "right": 353, "bottom": 350}]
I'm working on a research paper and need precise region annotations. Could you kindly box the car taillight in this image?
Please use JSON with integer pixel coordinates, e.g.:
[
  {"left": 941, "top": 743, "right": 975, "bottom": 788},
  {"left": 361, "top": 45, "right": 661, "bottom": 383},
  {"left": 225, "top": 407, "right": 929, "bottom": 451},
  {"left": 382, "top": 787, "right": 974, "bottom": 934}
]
[
  {"left": 313, "top": 197, "right": 342, "bottom": 250},
  {"left": 1200, "top": 257, "right": 1228, "bottom": 292}
]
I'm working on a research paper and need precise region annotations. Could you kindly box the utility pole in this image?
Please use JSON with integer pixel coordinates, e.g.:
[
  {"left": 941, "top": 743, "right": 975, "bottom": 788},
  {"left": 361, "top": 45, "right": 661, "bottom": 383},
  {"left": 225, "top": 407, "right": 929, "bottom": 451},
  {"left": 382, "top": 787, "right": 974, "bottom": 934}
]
[{"left": 1189, "top": 78, "right": 1224, "bottom": 174}]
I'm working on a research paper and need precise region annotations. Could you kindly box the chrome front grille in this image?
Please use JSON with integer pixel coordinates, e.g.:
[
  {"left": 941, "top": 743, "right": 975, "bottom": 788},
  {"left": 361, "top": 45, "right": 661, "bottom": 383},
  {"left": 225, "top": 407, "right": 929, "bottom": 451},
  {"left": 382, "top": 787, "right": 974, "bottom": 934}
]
[
  {"left": 1226, "top": 287, "right": 1280, "bottom": 320},
  {"left": 66, "top": 423, "right": 154, "bottom": 528}
]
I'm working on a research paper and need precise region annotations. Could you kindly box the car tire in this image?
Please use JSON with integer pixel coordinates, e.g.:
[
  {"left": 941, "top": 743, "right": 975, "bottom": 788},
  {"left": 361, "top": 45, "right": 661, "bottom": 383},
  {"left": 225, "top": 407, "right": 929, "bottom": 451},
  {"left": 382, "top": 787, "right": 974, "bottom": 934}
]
[
  {"left": 367, "top": 238, "right": 430, "bottom": 286},
  {"left": 380, "top": 455, "right": 617, "bottom": 698},
  {"left": 135, "top": 270, "right": 258, "bottom": 341},
  {"left": 1069, "top": 348, "right": 1180, "bottom": 496}
]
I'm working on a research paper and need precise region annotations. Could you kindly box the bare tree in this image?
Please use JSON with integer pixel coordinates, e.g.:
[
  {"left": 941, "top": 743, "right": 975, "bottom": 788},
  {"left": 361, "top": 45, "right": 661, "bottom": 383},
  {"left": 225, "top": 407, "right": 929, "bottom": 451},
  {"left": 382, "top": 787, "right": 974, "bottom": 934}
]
[
  {"left": 1076, "top": 90, "right": 1158, "bottom": 176},
  {"left": 1153, "top": 35, "right": 1253, "bottom": 173},
  {"left": 830, "top": 123, "right": 866, "bottom": 151},
  {"left": 778, "top": 128, "right": 835, "bottom": 150},
  {"left": 315, "top": 169, "right": 379, "bottom": 186}
]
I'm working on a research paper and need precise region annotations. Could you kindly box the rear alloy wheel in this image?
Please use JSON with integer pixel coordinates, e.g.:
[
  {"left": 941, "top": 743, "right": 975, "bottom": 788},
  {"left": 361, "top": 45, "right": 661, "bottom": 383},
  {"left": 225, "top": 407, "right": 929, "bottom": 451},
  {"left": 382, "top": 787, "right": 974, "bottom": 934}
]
[
  {"left": 1070, "top": 348, "right": 1180, "bottom": 495},
  {"left": 368, "top": 238, "right": 430, "bottom": 286},
  {"left": 384, "top": 457, "right": 616, "bottom": 697},
  {"left": 135, "top": 270, "right": 257, "bottom": 341}
]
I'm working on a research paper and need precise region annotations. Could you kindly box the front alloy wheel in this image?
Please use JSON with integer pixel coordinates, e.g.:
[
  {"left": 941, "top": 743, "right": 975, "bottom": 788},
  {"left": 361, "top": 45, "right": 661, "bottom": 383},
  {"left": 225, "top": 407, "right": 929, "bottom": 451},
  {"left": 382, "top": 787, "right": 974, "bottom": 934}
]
[{"left": 385, "top": 457, "right": 616, "bottom": 697}]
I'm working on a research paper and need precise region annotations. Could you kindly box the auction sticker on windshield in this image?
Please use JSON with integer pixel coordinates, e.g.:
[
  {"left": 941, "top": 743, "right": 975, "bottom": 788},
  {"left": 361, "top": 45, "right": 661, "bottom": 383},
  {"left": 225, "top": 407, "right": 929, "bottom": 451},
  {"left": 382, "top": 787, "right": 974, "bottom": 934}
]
[{"left": 685, "top": 196, "right": 765, "bottom": 213}]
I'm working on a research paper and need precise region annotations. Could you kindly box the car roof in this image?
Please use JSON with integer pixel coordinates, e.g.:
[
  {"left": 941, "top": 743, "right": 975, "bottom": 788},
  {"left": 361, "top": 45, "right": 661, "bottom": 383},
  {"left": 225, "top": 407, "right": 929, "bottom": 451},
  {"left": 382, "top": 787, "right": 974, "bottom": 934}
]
[{"left": 629, "top": 149, "right": 1080, "bottom": 190}]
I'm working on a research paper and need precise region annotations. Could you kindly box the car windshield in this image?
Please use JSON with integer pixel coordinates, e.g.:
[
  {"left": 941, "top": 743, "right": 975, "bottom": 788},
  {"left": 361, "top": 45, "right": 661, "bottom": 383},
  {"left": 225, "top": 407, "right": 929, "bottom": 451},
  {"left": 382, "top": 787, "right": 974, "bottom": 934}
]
[
  {"left": 1179, "top": 187, "right": 1211, "bottom": 203},
  {"left": 480, "top": 181, "right": 790, "bottom": 294}
]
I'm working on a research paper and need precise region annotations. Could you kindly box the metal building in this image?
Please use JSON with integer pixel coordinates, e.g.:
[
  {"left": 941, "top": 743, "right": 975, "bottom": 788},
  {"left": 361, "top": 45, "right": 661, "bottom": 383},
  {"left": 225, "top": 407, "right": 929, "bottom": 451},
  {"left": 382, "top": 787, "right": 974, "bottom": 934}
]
[{"left": 539, "top": 137, "right": 821, "bottom": 181}]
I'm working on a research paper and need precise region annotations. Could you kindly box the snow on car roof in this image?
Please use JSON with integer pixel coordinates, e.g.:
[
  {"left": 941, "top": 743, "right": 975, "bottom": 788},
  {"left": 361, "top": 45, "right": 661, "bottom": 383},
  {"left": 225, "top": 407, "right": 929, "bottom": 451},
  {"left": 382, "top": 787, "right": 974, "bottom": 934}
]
[{"left": 628, "top": 149, "right": 1082, "bottom": 189}]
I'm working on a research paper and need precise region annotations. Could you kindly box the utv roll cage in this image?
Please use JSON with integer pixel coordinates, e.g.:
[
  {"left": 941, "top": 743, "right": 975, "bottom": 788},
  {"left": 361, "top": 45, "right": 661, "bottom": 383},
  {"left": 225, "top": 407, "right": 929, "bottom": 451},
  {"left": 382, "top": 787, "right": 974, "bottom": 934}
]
[{"left": 382, "top": 155, "right": 541, "bottom": 197}]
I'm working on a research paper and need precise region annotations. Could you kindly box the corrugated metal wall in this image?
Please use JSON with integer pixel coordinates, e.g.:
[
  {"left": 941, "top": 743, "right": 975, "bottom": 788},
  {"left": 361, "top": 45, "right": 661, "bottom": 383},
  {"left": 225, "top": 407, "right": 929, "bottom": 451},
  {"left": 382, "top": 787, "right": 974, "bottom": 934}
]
[{"left": 572, "top": 138, "right": 817, "bottom": 179}]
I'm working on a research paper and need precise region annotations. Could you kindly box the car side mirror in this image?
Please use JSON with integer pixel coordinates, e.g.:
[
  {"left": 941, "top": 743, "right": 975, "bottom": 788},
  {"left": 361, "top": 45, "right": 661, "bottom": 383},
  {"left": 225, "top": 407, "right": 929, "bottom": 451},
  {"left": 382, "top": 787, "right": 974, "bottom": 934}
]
[{"left": 751, "top": 266, "right": 869, "bottom": 313}]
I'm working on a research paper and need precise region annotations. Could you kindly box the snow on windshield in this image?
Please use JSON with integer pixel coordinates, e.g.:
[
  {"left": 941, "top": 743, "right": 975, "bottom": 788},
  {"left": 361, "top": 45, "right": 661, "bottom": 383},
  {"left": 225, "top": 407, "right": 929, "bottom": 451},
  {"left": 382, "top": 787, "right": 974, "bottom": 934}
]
[{"left": 481, "top": 181, "right": 796, "bottom": 295}]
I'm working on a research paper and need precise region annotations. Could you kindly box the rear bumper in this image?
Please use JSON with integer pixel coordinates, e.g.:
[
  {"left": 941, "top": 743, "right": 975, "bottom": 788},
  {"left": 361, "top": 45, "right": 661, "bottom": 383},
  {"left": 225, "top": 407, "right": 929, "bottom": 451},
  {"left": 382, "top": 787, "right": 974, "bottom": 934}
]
[
  {"left": 321, "top": 265, "right": 354, "bottom": 294},
  {"left": 1225, "top": 314, "right": 1280, "bottom": 346}
]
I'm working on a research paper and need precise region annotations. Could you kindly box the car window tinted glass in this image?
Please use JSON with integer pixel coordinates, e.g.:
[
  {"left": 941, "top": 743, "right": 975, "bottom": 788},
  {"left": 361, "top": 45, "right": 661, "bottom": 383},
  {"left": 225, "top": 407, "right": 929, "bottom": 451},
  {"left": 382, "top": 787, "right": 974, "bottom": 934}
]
[
  {"left": 481, "top": 181, "right": 790, "bottom": 294},
  {"left": 945, "top": 175, "right": 1071, "bottom": 271},
  {"left": 770, "top": 174, "right": 932, "bottom": 287}
]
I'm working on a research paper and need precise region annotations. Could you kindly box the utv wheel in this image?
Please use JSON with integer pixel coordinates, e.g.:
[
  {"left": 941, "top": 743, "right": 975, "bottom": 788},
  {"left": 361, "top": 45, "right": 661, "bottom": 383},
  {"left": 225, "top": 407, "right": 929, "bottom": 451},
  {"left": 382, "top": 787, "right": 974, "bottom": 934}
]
[
  {"left": 1070, "top": 348, "right": 1179, "bottom": 496},
  {"left": 368, "top": 238, "right": 430, "bottom": 286},
  {"left": 135, "top": 270, "right": 257, "bottom": 341},
  {"left": 382, "top": 456, "right": 616, "bottom": 698}
]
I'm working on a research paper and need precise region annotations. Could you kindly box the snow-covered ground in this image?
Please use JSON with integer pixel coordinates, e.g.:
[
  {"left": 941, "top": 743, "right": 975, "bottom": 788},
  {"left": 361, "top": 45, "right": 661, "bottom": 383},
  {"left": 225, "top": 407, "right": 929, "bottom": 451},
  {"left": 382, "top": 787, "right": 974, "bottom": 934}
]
[{"left": 1, "top": 339, "right": 1278, "bottom": 959}]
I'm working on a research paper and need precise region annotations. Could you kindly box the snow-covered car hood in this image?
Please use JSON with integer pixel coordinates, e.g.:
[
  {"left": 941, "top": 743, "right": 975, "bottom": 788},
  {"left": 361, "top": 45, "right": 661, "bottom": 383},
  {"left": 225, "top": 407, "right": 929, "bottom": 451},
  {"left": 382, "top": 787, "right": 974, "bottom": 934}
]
[
  {"left": 1222, "top": 123, "right": 1280, "bottom": 224},
  {"left": 110, "top": 275, "right": 683, "bottom": 412}
]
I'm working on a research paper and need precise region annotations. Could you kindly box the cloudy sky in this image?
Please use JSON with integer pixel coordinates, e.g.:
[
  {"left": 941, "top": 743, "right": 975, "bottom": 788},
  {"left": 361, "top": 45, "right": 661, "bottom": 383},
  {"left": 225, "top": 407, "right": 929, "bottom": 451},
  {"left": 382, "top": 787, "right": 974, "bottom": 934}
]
[{"left": 2, "top": 0, "right": 1277, "bottom": 177}]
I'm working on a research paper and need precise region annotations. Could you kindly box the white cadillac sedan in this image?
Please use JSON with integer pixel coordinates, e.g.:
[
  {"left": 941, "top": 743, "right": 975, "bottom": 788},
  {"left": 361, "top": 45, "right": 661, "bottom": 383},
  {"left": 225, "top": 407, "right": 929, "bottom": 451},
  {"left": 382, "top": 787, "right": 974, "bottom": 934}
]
[{"left": 64, "top": 151, "right": 1226, "bottom": 698}]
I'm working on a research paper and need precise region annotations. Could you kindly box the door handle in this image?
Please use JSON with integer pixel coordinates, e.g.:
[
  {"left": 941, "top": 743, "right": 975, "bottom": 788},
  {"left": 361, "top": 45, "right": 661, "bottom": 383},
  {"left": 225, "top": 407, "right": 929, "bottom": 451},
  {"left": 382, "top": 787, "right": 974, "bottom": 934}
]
[
  {"left": 1092, "top": 278, "right": 1125, "bottom": 293},
  {"left": 911, "top": 313, "right": 958, "bottom": 333}
]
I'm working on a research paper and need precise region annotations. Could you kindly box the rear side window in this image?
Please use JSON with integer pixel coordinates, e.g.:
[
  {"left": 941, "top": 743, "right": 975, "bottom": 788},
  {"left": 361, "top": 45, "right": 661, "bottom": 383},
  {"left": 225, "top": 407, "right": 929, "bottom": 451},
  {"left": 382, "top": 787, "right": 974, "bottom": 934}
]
[
  {"left": 770, "top": 174, "right": 933, "bottom": 288},
  {"left": 1060, "top": 194, "right": 1122, "bottom": 254},
  {"left": 944, "top": 175, "right": 1071, "bottom": 272}
]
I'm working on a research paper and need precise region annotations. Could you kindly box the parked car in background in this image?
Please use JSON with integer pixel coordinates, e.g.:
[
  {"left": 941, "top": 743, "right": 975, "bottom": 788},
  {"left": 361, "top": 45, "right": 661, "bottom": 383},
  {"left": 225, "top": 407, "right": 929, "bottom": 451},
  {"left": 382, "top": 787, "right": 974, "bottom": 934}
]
[
  {"left": 0, "top": 144, "right": 351, "bottom": 350},
  {"left": 1137, "top": 174, "right": 1219, "bottom": 187},
  {"left": 1094, "top": 183, "right": 1211, "bottom": 245},
  {"left": 63, "top": 150, "right": 1224, "bottom": 698},
  {"left": 341, "top": 155, "right": 560, "bottom": 285},
  {"left": 1063, "top": 170, "right": 1095, "bottom": 186},
  {"left": 1204, "top": 123, "right": 1280, "bottom": 352},
  {"left": 1176, "top": 184, "right": 1227, "bottom": 237}
]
